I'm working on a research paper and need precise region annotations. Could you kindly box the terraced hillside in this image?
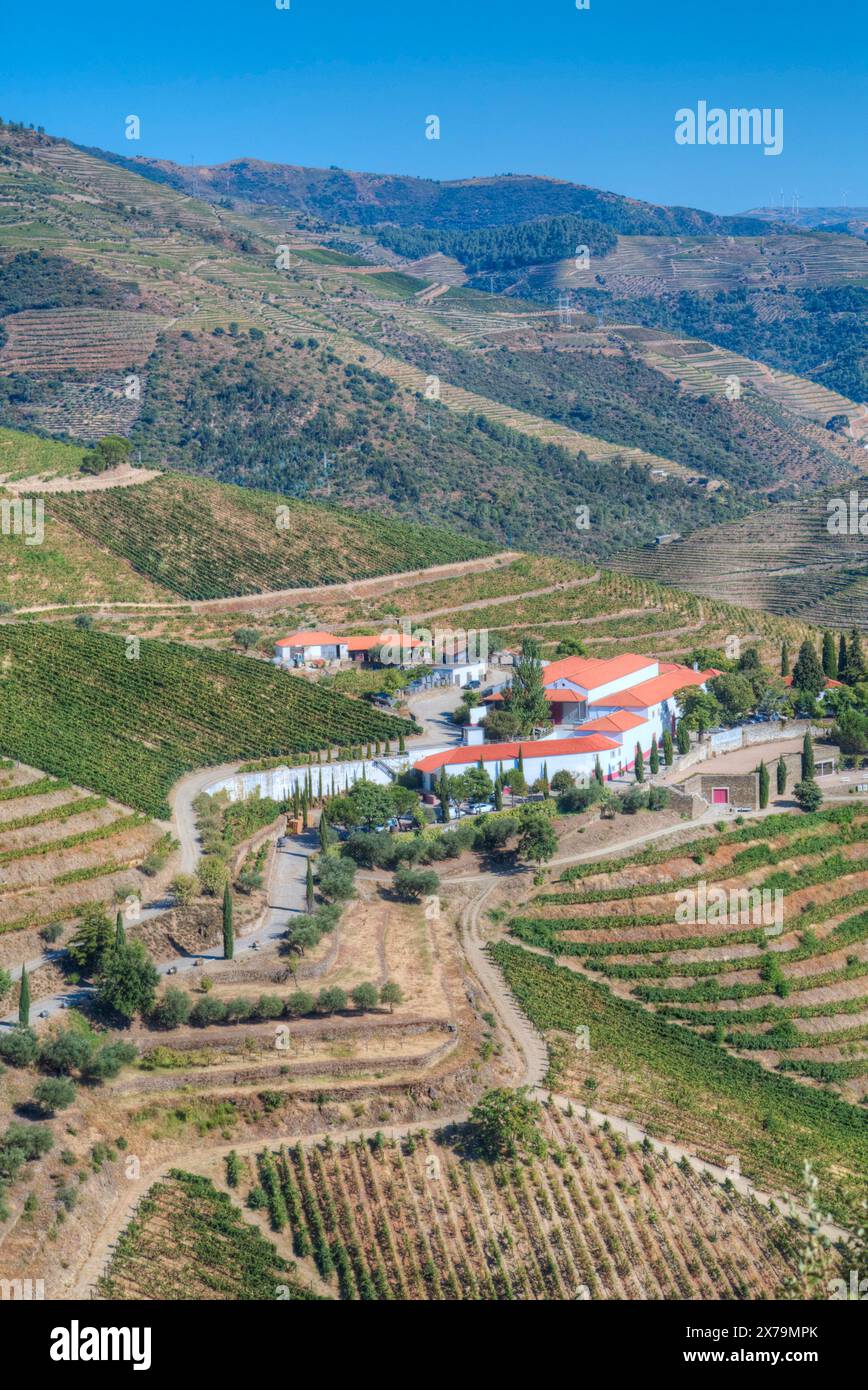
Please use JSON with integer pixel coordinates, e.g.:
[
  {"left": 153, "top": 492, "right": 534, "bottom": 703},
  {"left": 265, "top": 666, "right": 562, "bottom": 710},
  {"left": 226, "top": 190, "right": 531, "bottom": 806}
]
[
  {"left": 0, "top": 758, "right": 164, "bottom": 948},
  {"left": 110, "top": 1111, "right": 804, "bottom": 1301},
  {"left": 614, "top": 496, "right": 868, "bottom": 628},
  {"left": 2, "top": 124, "right": 860, "bottom": 568},
  {"left": 493, "top": 939, "right": 866, "bottom": 1229},
  {"left": 522, "top": 232, "right": 868, "bottom": 297},
  {"left": 0, "top": 624, "right": 412, "bottom": 816},
  {"left": 90, "top": 551, "right": 820, "bottom": 676},
  {"left": 512, "top": 807, "right": 868, "bottom": 1098},
  {"left": 304, "top": 554, "right": 818, "bottom": 666}
]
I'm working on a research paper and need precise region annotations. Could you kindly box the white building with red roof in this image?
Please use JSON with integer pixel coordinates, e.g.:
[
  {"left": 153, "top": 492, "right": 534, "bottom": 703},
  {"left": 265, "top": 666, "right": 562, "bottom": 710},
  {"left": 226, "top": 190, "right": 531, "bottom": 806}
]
[
  {"left": 414, "top": 734, "right": 622, "bottom": 790},
  {"left": 274, "top": 630, "right": 348, "bottom": 665},
  {"left": 470, "top": 650, "right": 717, "bottom": 784}
]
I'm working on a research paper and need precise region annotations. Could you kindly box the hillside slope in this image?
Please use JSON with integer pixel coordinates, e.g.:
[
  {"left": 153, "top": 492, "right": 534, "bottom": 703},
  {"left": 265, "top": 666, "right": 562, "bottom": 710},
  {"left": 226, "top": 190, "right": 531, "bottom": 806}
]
[
  {"left": 0, "top": 123, "right": 865, "bottom": 595},
  {"left": 613, "top": 494, "right": 868, "bottom": 629},
  {"left": 79, "top": 147, "right": 775, "bottom": 235},
  {"left": 0, "top": 625, "right": 411, "bottom": 816}
]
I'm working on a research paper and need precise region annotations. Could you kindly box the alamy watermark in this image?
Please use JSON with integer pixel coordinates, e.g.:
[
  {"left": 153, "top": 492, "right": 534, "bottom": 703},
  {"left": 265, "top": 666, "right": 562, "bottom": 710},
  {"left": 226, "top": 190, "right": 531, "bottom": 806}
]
[
  {"left": 379, "top": 617, "right": 488, "bottom": 667},
  {"left": 827, "top": 492, "right": 868, "bottom": 535},
  {"left": 676, "top": 880, "right": 784, "bottom": 937},
  {"left": 1, "top": 497, "right": 44, "bottom": 546},
  {"left": 675, "top": 102, "right": 783, "bottom": 156}
]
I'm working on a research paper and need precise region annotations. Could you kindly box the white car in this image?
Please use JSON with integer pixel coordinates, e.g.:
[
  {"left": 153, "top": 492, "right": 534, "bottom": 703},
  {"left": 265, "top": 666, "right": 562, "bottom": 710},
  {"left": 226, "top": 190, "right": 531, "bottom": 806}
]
[{"left": 468, "top": 802, "right": 495, "bottom": 815}]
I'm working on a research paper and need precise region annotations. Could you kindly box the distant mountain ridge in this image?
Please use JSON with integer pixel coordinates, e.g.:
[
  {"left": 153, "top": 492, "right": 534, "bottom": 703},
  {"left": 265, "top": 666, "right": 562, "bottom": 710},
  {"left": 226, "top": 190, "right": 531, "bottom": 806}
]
[
  {"left": 76, "top": 142, "right": 776, "bottom": 236},
  {"left": 743, "top": 206, "right": 868, "bottom": 238}
]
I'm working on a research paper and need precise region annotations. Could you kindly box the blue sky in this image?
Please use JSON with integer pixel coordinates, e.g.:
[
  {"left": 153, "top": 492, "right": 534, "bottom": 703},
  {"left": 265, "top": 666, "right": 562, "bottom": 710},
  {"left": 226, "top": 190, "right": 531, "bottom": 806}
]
[{"left": 3, "top": 0, "right": 865, "bottom": 212}]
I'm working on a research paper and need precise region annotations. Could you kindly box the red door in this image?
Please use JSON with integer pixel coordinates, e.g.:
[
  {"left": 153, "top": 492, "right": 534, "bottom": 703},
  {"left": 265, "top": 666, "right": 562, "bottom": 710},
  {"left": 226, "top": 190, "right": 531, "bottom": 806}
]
[{"left": 712, "top": 787, "right": 729, "bottom": 804}]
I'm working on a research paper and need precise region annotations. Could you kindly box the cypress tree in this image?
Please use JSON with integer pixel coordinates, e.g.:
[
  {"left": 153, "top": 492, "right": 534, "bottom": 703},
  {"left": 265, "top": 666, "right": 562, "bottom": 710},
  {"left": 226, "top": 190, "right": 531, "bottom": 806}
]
[
  {"left": 649, "top": 740, "right": 659, "bottom": 775},
  {"left": 780, "top": 640, "right": 790, "bottom": 677},
  {"left": 306, "top": 857, "right": 315, "bottom": 913},
  {"left": 517, "top": 747, "right": 525, "bottom": 775},
  {"left": 822, "top": 630, "right": 837, "bottom": 679},
  {"left": 18, "top": 964, "right": 30, "bottom": 1027},
  {"left": 838, "top": 632, "right": 849, "bottom": 683},
  {"left": 847, "top": 629, "right": 866, "bottom": 684},
  {"left": 634, "top": 744, "right": 645, "bottom": 782},
  {"left": 494, "top": 781, "right": 503, "bottom": 812},
  {"left": 319, "top": 814, "right": 332, "bottom": 852},
  {"left": 399, "top": 732, "right": 405, "bottom": 754},
  {"left": 594, "top": 755, "right": 604, "bottom": 785},
  {"left": 777, "top": 755, "right": 787, "bottom": 796},
  {"left": 542, "top": 761, "right": 550, "bottom": 796},
  {"left": 677, "top": 721, "right": 690, "bottom": 755},
  {"left": 791, "top": 640, "right": 825, "bottom": 698},
  {"left": 437, "top": 767, "right": 450, "bottom": 824},
  {"left": 662, "top": 729, "right": 674, "bottom": 766},
  {"left": 222, "top": 884, "right": 234, "bottom": 960},
  {"left": 758, "top": 761, "right": 769, "bottom": 809},
  {"left": 317, "top": 768, "right": 323, "bottom": 802},
  {"left": 802, "top": 731, "right": 815, "bottom": 781},
  {"left": 115, "top": 910, "right": 125, "bottom": 947}
]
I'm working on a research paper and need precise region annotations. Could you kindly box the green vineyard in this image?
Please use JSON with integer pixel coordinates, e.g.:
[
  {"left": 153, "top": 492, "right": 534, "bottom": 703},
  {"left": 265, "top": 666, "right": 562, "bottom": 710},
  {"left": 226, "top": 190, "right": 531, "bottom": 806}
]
[
  {"left": 491, "top": 941, "right": 867, "bottom": 1225},
  {"left": 0, "top": 624, "right": 411, "bottom": 816},
  {"left": 47, "top": 473, "right": 496, "bottom": 600},
  {"left": 96, "top": 1170, "right": 320, "bottom": 1301},
  {"left": 231, "top": 1115, "right": 802, "bottom": 1300},
  {"left": 511, "top": 808, "right": 868, "bottom": 1099}
]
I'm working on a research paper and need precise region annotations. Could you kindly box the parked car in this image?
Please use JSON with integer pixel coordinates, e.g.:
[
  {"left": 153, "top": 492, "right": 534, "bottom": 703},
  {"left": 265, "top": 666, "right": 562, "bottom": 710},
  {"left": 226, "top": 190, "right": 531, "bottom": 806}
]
[
  {"left": 466, "top": 679, "right": 481, "bottom": 690},
  {"left": 468, "top": 801, "right": 496, "bottom": 815},
  {"left": 39, "top": 1009, "right": 49, "bottom": 1018}
]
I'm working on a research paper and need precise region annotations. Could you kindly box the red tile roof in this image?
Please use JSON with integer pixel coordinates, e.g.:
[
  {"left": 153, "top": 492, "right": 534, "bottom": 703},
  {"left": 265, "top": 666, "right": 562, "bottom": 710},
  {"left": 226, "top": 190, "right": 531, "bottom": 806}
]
[
  {"left": 578, "top": 711, "right": 647, "bottom": 733},
  {"left": 541, "top": 652, "right": 655, "bottom": 688},
  {"left": 414, "top": 735, "right": 619, "bottom": 774},
  {"left": 782, "top": 675, "right": 843, "bottom": 689},
  {"left": 275, "top": 630, "right": 340, "bottom": 648},
  {"left": 589, "top": 665, "right": 712, "bottom": 710},
  {"left": 485, "top": 688, "right": 585, "bottom": 705}
]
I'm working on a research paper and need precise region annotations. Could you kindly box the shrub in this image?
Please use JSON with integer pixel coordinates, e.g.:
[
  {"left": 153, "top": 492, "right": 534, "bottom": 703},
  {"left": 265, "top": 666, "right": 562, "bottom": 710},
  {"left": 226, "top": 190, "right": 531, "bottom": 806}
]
[
  {"left": 351, "top": 982, "right": 379, "bottom": 1012},
  {"left": 284, "top": 991, "right": 315, "bottom": 1018},
  {"left": 170, "top": 873, "right": 200, "bottom": 905},
  {"left": 316, "top": 855, "right": 357, "bottom": 902},
  {"left": 81, "top": 1041, "right": 136, "bottom": 1082},
  {"left": 255, "top": 994, "right": 284, "bottom": 1020},
  {"left": 556, "top": 783, "right": 604, "bottom": 814},
  {"left": 380, "top": 981, "right": 403, "bottom": 1012},
  {"left": 150, "top": 987, "right": 192, "bottom": 1030},
  {"left": 0, "top": 1028, "right": 38, "bottom": 1067},
  {"left": 39, "top": 1029, "right": 93, "bottom": 1075},
  {"left": 198, "top": 855, "right": 230, "bottom": 896},
  {"left": 316, "top": 986, "right": 347, "bottom": 1014},
  {"left": 190, "top": 996, "right": 228, "bottom": 1027},
  {"left": 32, "top": 1077, "right": 76, "bottom": 1115},
  {"left": 393, "top": 867, "right": 440, "bottom": 901},
  {"left": 225, "top": 996, "right": 254, "bottom": 1022}
]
